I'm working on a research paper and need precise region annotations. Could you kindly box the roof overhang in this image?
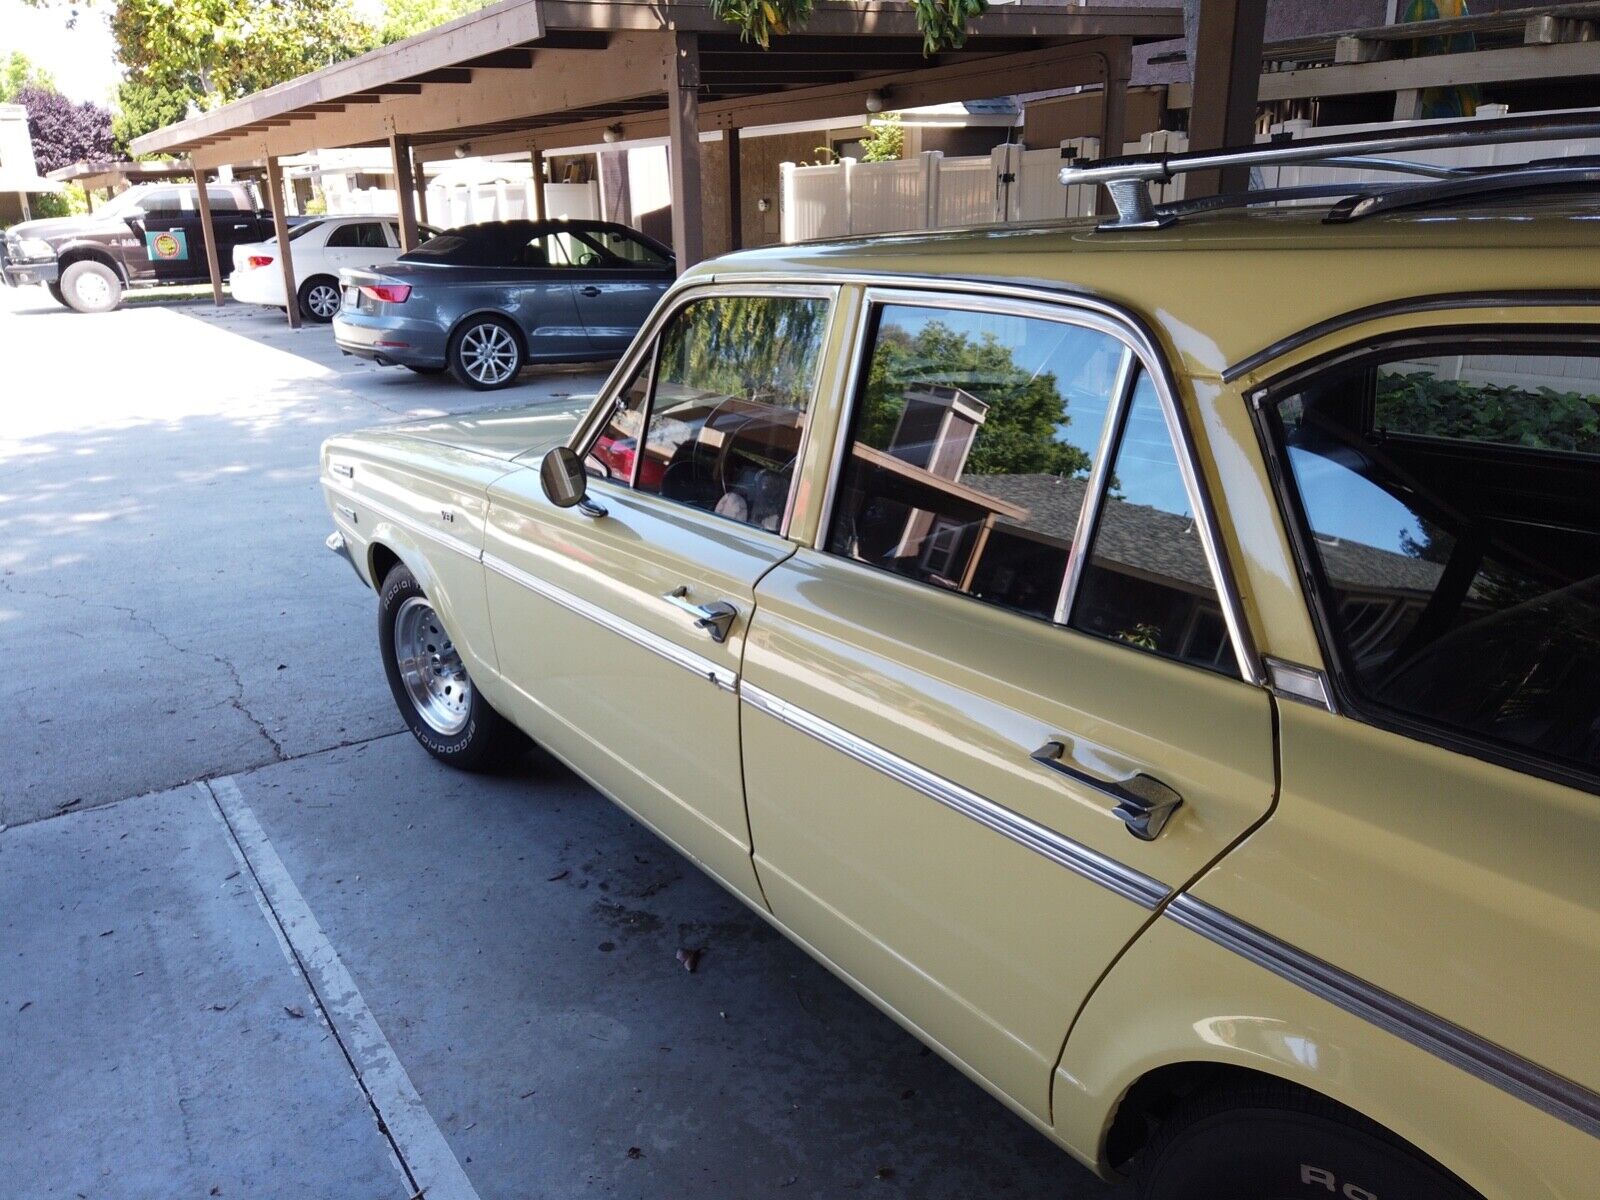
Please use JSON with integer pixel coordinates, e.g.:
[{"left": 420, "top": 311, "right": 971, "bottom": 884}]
[
  {"left": 46, "top": 159, "right": 194, "bottom": 191},
  {"left": 130, "top": 0, "right": 1181, "bottom": 169}
]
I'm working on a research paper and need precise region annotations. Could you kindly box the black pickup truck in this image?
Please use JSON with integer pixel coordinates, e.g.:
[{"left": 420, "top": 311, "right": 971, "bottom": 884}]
[{"left": 0, "top": 181, "right": 281, "bottom": 312}]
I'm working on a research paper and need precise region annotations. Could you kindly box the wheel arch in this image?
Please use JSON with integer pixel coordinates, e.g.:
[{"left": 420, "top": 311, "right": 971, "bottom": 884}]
[
  {"left": 57, "top": 244, "right": 126, "bottom": 283},
  {"left": 1055, "top": 916, "right": 1574, "bottom": 1199},
  {"left": 447, "top": 307, "right": 528, "bottom": 358}
]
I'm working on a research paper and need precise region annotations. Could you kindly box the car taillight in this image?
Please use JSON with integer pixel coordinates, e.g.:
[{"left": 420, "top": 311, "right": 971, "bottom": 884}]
[
  {"left": 360, "top": 284, "right": 411, "bottom": 304},
  {"left": 247, "top": 255, "right": 274, "bottom": 268}
]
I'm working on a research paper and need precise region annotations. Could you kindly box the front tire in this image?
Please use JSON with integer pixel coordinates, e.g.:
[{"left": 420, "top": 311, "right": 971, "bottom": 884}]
[
  {"left": 298, "top": 274, "right": 342, "bottom": 323},
  {"left": 46, "top": 281, "right": 68, "bottom": 308},
  {"left": 60, "top": 260, "right": 122, "bottom": 313},
  {"left": 448, "top": 315, "right": 524, "bottom": 390},
  {"left": 1137, "top": 1084, "right": 1482, "bottom": 1200},
  {"left": 378, "top": 564, "right": 523, "bottom": 771}
]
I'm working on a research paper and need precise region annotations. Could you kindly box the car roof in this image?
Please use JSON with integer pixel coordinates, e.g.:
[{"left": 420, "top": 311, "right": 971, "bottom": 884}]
[{"left": 699, "top": 199, "right": 1600, "bottom": 380}]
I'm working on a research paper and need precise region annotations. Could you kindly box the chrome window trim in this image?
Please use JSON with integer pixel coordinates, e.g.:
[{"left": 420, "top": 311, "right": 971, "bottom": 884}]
[
  {"left": 323, "top": 479, "right": 481, "bottom": 564},
  {"left": 569, "top": 279, "right": 842, "bottom": 540},
  {"left": 1054, "top": 347, "right": 1137, "bottom": 625},
  {"left": 482, "top": 550, "right": 737, "bottom": 691},
  {"left": 741, "top": 682, "right": 1170, "bottom": 909},
  {"left": 801, "top": 276, "right": 1263, "bottom": 687},
  {"left": 1165, "top": 894, "right": 1600, "bottom": 1140}
]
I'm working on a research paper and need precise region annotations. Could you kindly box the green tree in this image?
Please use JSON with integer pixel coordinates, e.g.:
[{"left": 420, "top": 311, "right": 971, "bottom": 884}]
[
  {"left": 111, "top": 79, "right": 194, "bottom": 155},
  {"left": 860, "top": 113, "right": 903, "bottom": 163},
  {"left": 709, "top": 0, "right": 987, "bottom": 53},
  {"left": 0, "top": 51, "right": 55, "bottom": 102},
  {"left": 376, "top": 0, "right": 484, "bottom": 43},
  {"left": 860, "top": 320, "right": 1093, "bottom": 479}
]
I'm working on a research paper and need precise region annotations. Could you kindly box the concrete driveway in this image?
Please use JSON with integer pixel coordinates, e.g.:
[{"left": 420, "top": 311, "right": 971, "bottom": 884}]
[{"left": 0, "top": 285, "right": 1124, "bottom": 1200}]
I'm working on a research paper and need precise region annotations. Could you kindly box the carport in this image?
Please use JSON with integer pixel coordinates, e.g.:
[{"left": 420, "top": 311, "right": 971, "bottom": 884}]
[{"left": 128, "top": 0, "right": 1197, "bottom": 327}]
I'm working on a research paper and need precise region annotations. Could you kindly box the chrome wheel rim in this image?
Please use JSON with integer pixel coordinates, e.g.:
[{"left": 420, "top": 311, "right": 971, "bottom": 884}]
[
  {"left": 306, "top": 283, "right": 340, "bottom": 318},
  {"left": 460, "top": 322, "right": 518, "bottom": 385},
  {"left": 393, "top": 597, "right": 471, "bottom": 735},
  {"left": 76, "top": 272, "right": 111, "bottom": 308}
]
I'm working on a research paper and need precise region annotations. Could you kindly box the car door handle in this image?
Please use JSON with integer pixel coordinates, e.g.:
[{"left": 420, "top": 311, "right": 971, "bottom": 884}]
[
  {"left": 579, "top": 285, "right": 602, "bottom": 297},
  {"left": 662, "top": 587, "right": 737, "bottom": 643},
  {"left": 1030, "top": 740, "right": 1184, "bottom": 841}
]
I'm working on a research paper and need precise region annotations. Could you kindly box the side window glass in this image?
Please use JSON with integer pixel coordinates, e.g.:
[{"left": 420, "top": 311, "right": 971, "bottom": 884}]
[
  {"left": 825, "top": 303, "right": 1123, "bottom": 620},
  {"left": 328, "top": 222, "right": 388, "bottom": 249},
  {"left": 205, "top": 187, "right": 243, "bottom": 212},
  {"left": 588, "top": 356, "right": 654, "bottom": 482},
  {"left": 141, "top": 189, "right": 183, "bottom": 216},
  {"left": 1068, "top": 373, "right": 1237, "bottom": 673},
  {"left": 635, "top": 295, "right": 830, "bottom": 531},
  {"left": 1269, "top": 342, "right": 1600, "bottom": 776}
]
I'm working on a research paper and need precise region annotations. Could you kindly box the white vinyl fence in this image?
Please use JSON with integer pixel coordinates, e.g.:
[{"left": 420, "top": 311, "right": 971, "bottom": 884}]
[
  {"left": 779, "top": 105, "right": 1600, "bottom": 242},
  {"left": 324, "top": 180, "right": 600, "bottom": 228}
]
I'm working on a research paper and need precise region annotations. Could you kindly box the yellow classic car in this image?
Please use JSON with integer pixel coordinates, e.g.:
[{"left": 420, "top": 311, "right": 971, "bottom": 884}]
[{"left": 321, "top": 142, "right": 1600, "bottom": 1199}]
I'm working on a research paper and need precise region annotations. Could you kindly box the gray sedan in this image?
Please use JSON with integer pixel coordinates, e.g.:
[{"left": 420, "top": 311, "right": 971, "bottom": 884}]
[{"left": 334, "top": 219, "right": 674, "bottom": 390}]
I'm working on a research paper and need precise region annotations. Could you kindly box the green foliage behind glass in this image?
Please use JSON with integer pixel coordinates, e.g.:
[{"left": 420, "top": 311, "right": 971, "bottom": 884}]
[{"left": 1376, "top": 369, "right": 1600, "bottom": 456}]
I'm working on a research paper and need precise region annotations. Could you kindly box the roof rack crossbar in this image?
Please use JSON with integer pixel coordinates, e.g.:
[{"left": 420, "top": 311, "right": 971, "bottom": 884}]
[{"left": 1062, "top": 112, "right": 1600, "bottom": 230}]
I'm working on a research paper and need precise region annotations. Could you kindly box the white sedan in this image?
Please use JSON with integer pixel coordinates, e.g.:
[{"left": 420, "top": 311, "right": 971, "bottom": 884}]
[{"left": 229, "top": 215, "right": 439, "bottom": 322}]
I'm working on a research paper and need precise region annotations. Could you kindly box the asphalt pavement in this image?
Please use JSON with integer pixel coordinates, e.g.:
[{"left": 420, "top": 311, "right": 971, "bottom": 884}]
[{"left": 0, "top": 284, "right": 1123, "bottom": 1200}]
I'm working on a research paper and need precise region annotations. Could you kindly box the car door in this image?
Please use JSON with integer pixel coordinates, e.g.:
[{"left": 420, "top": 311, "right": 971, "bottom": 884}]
[
  {"left": 739, "top": 288, "right": 1277, "bottom": 1122},
  {"left": 566, "top": 227, "right": 675, "bottom": 355},
  {"left": 205, "top": 187, "right": 264, "bottom": 271},
  {"left": 322, "top": 220, "right": 395, "bottom": 275},
  {"left": 482, "top": 285, "right": 838, "bottom": 907},
  {"left": 124, "top": 187, "right": 189, "bottom": 284},
  {"left": 495, "top": 229, "right": 590, "bottom": 360}
]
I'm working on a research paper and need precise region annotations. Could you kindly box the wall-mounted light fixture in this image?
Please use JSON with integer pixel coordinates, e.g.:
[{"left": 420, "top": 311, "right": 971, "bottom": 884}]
[
  {"left": 454, "top": 143, "right": 472, "bottom": 159},
  {"left": 864, "top": 89, "right": 887, "bottom": 114},
  {"left": 602, "top": 125, "right": 623, "bottom": 144},
  {"left": 756, "top": 197, "right": 771, "bottom": 213}
]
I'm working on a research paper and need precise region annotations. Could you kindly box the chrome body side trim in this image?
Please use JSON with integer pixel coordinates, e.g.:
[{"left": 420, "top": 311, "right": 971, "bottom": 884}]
[
  {"left": 323, "top": 478, "right": 482, "bottom": 564},
  {"left": 482, "top": 551, "right": 737, "bottom": 691},
  {"left": 740, "top": 683, "right": 1170, "bottom": 910},
  {"left": 1165, "top": 894, "right": 1600, "bottom": 1140}
]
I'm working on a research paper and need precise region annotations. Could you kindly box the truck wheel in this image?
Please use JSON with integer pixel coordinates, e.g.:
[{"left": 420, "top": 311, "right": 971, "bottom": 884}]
[
  {"left": 378, "top": 563, "right": 524, "bottom": 771},
  {"left": 1136, "top": 1083, "right": 1482, "bottom": 1200},
  {"left": 60, "top": 260, "right": 122, "bottom": 313},
  {"left": 46, "top": 281, "right": 68, "bottom": 308},
  {"left": 298, "top": 275, "right": 341, "bottom": 322},
  {"left": 448, "top": 316, "right": 524, "bottom": 390}
]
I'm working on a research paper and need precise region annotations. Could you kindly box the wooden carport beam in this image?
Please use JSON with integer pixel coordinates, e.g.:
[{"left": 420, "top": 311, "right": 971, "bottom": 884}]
[
  {"left": 667, "top": 32, "right": 703, "bottom": 271},
  {"left": 1185, "top": 0, "right": 1268, "bottom": 197},
  {"left": 188, "top": 158, "right": 225, "bottom": 307},
  {"left": 391, "top": 132, "right": 421, "bottom": 251},
  {"left": 263, "top": 155, "right": 300, "bottom": 329}
]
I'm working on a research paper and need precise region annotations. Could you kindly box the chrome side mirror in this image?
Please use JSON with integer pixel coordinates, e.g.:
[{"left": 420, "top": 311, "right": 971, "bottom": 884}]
[{"left": 540, "top": 446, "right": 606, "bottom": 518}]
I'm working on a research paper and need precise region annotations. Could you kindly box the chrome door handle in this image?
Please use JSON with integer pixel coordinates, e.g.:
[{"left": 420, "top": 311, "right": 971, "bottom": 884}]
[
  {"left": 662, "top": 587, "right": 737, "bottom": 643},
  {"left": 1030, "top": 740, "right": 1183, "bottom": 841},
  {"left": 579, "top": 285, "right": 602, "bottom": 297}
]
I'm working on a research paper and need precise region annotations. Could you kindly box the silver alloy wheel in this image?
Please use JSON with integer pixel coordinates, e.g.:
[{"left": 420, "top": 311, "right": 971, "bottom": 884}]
[
  {"left": 75, "top": 271, "right": 112, "bottom": 309},
  {"left": 306, "top": 282, "right": 340, "bottom": 318},
  {"left": 459, "top": 321, "right": 518, "bottom": 385},
  {"left": 393, "top": 596, "right": 471, "bottom": 735}
]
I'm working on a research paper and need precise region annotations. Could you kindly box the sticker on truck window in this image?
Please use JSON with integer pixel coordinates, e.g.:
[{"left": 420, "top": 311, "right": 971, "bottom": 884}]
[{"left": 146, "top": 230, "right": 188, "bottom": 261}]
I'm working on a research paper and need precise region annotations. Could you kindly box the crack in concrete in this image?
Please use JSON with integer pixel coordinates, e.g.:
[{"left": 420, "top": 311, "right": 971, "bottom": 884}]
[
  {"left": 1, "top": 571, "right": 309, "bottom": 777},
  {"left": 2, "top": 728, "right": 409, "bottom": 832}
]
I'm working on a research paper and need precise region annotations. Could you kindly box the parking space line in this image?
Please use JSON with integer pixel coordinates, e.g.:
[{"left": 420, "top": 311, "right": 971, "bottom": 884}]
[{"left": 203, "top": 776, "right": 483, "bottom": 1200}]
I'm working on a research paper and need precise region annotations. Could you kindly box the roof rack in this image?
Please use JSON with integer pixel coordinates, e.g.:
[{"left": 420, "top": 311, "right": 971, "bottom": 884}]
[{"left": 1061, "top": 111, "right": 1600, "bottom": 230}]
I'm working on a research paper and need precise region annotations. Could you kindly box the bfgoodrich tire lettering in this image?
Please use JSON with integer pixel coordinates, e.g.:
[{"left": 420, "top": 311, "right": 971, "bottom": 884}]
[
  {"left": 1136, "top": 1084, "right": 1483, "bottom": 1200},
  {"left": 378, "top": 563, "right": 523, "bottom": 771}
]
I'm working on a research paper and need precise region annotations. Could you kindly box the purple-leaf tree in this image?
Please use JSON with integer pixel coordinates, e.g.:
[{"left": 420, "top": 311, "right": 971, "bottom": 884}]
[{"left": 15, "top": 85, "right": 115, "bottom": 175}]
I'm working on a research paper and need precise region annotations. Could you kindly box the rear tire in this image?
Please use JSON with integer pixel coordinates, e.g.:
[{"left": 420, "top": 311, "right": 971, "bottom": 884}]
[
  {"left": 60, "top": 260, "right": 122, "bottom": 313},
  {"left": 297, "top": 274, "right": 342, "bottom": 322},
  {"left": 1136, "top": 1084, "right": 1482, "bottom": 1200},
  {"left": 378, "top": 563, "right": 524, "bottom": 772},
  {"left": 448, "top": 315, "right": 524, "bottom": 390}
]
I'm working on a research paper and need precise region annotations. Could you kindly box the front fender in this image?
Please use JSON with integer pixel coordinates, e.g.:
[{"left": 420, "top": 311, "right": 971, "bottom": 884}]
[{"left": 1054, "top": 917, "right": 1595, "bottom": 1200}]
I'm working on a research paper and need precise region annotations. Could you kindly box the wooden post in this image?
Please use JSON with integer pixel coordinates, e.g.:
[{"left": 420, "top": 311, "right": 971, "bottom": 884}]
[
  {"left": 390, "top": 133, "right": 420, "bottom": 252},
  {"left": 1185, "top": 0, "right": 1268, "bottom": 198},
  {"left": 409, "top": 144, "right": 428, "bottom": 228},
  {"left": 1100, "top": 39, "right": 1132, "bottom": 160},
  {"left": 264, "top": 154, "right": 300, "bottom": 329},
  {"left": 189, "top": 158, "right": 226, "bottom": 307},
  {"left": 667, "top": 31, "right": 703, "bottom": 272},
  {"left": 725, "top": 127, "right": 742, "bottom": 251},
  {"left": 529, "top": 146, "right": 546, "bottom": 221}
]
